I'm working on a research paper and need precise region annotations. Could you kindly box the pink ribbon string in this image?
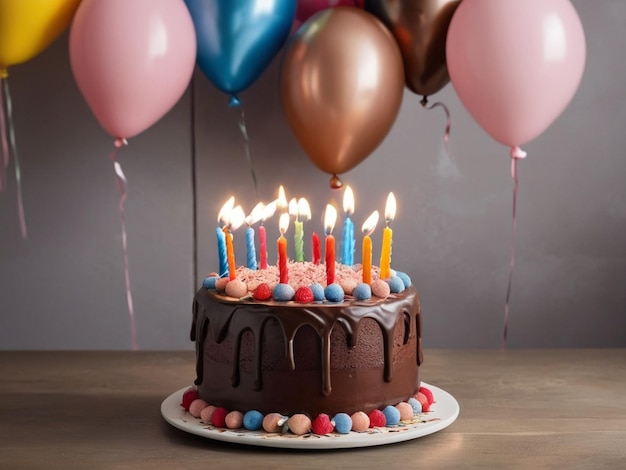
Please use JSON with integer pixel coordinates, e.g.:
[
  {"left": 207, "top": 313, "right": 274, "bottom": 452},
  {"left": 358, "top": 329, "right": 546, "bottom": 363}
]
[
  {"left": 236, "top": 104, "right": 258, "bottom": 198},
  {"left": 502, "top": 146, "right": 527, "bottom": 349},
  {"left": 2, "top": 77, "right": 27, "bottom": 238},
  {"left": 0, "top": 77, "right": 9, "bottom": 191},
  {"left": 109, "top": 138, "right": 138, "bottom": 350},
  {"left": 421, "top": 98, "right": 451, "bottom": 152}
]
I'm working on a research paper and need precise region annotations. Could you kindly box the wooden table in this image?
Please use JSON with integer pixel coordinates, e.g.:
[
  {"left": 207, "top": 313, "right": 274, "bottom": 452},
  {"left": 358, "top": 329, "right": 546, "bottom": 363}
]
[{"left": 1, "top": 350, "right": 625, "bottom": 469}]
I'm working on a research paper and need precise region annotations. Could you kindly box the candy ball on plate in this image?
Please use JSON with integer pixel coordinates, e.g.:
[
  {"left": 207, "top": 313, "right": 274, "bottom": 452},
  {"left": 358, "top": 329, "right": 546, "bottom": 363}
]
[
  {"left": 382, "top": 405, "right": 401, "bottom": 426},
  {"left": 287, "top": 414, "right": 312, "bottom": 435},
  {"left": 332, "top": 413, "right": 352, "bottom": 434},
  {"left": 211, "top": 407, "right": 229, "bottom": 427},
  {"left": 408, "top": 397, "right": 422, "bottom": 414},
  {"left": 262, "top": 413, "right": 286, "bottom": 433},
  {"left": 188, "top": 399, "right": 208, "bottom": 418},
  {"left": 200, "top": 405, "right": 217, "bottom": 424},
  {"left": 243, "top": 410, "right": 264, "bottom": 431},
  {"left": 225, "top": 279, "right": 247, "bottom": 298},
  {"left": 396, "top": 402, "right": 414, "bottom": 421},
  {"left": 368, "top": 409, "right": 386, "bottom": 427},
  {"left": 311, "top": 413, "right": 334, "bottom": 435},
  {"left": 350, "top": 411, "right": 370, "bottom": 432},
  {"left": 225, "top": 410, "right": 244, "bottom": 429}
]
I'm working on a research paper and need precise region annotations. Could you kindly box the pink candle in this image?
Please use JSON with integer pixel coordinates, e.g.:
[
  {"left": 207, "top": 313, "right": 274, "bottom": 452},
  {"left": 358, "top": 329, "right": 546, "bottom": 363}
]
[
  {"left": 278, "top": 213, "right": 290, "bottom": 284},
  {"left": 259, "top": 225, "right": 267, "bottom": 269}
]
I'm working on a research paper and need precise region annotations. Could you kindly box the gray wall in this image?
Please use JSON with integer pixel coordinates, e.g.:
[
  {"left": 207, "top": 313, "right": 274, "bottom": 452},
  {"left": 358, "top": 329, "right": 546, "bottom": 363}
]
[{"left": 1, "top": 0, "right": 624, "bottom": 350}]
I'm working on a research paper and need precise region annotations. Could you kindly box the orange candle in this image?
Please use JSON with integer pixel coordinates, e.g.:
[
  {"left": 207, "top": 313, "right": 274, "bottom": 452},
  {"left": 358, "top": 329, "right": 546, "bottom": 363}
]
[
  {"left": 379, "top": 193, "right": 396, "bottom": 280},
  {"left": 324, "top": 205, "right": 337, "bottom": 285},
  {"left": 278, "top": 212, "right": 290, "bottom": 284},
  {"left": 361, "top": 211, "right": 379, "bottom": 284},
  {"left": 224, "top": 227, "right": 236, "bottom": 280},
  {"left": 219, "top": 201, "right": 245, "bottom": 281}
]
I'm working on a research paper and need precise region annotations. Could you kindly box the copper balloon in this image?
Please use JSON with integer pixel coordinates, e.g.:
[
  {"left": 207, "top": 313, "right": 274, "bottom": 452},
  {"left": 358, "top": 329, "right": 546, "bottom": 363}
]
[
  {"left": 281, "top": 7, "right": 404, "bottom": 182},
  {"left": 365, "top": 0, "right": 461, "bottom": 99}
]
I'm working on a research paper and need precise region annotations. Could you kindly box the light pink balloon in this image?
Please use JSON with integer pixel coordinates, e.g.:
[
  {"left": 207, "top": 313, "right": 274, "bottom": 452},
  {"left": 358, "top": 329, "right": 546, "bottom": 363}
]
[
  {"left": 446, "top": 0, "right": 586, "bottom": 148},
  {"left": 69, "top": 0, "right": 196, "bottom": 140}
]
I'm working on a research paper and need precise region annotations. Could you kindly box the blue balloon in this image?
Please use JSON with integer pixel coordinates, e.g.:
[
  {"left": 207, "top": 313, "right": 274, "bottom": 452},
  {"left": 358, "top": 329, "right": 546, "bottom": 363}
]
[{"left": 184, "top": 0, "right": 296, "bottom": 101}]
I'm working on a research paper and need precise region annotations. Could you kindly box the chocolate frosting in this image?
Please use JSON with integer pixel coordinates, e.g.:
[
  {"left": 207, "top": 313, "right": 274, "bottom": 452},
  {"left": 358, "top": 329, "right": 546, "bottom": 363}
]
[{"left": 191, "top": 286, "right": 422, "bottom": 416}]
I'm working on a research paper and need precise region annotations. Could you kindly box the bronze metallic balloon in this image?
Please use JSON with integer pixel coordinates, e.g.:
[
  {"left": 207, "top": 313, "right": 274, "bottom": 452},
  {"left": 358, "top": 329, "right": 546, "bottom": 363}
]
[
  {"left": 365, "top": 0, "right": 461, "bottom": 99},
  {"left": 281, "top": 7, "right": 404, "bottom": 187}
]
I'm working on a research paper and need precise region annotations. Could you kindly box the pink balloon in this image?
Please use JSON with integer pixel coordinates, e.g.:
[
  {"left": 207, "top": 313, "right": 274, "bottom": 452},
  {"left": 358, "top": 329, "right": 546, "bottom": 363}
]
[
  {"left": 446, "top": 0, "right": 586, "bottom": 149},
  {"left": 69, "top": 0, "right": 196, "bottom": 140},
  {"left": 296, "top": 0, "right": 363, "bottom": 23}
]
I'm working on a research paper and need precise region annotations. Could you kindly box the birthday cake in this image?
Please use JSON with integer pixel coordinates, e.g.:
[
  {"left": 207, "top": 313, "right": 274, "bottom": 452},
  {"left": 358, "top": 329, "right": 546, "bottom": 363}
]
[{"left": 183, "top": 262, "right": 431, "bottom": 435}]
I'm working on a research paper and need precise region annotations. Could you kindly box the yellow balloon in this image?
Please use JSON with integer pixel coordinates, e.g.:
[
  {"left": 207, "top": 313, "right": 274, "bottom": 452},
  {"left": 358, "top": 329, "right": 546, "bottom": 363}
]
[{"left": 0, "top": 0, "right": 81, "bottom": 74}]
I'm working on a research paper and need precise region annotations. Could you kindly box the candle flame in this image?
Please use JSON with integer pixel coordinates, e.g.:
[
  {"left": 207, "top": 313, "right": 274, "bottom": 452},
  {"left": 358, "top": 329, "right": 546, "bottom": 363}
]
[
  {"left": 279, "top": 212, "right": 290, "bottom": 235},
  {"left": 361, "top": 210, "right": 379, "bottom": 236},
  {"left": 217, "top": 196, "right": 235, "bottom": 226},
  {"left": 288, "top": 198, "right": 298, "bottom": 217},
  {"left": 324, "top": 204, "right": 337, "bottom": 235},
  {"left": 384, "top": 192, "right": 396, "bottom": 224},
  {"left": 277, "top": 185, "right": 288, "bottom": 212},
  {"left": 298, "top": 198, "right": 311, "bottom": 220},
  {"left": 343, "top": 186, "right": 354, "bottom": 215},
  {"left": 229, "top": 205, "right": 245, "bottom": 231},
  {"left": 262, "top": 200, "right": 277, "bottom": 221},
  {"left": 245, "top": 202, "right": 264, "bottom": 226}
]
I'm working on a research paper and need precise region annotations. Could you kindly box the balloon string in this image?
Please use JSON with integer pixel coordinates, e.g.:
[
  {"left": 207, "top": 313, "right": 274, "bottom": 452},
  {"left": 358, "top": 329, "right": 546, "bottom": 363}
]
[
  {"left": 2, "top": 77, "right": 27, "bottom": 238},
  {"left": 421, "top": 98, "right": 451, "bottom": 151},
  {"left": 109, "top": 139, "right": 138, "bottom": 351},
  {"left": 503, "top": 146, "right": 527, "bottom": 349},
  {"left": 237, "top": 106, "right": 258, "bottom": 198},
  {"left": 0, "top": 77, "right": 9, "bottom": 191}
]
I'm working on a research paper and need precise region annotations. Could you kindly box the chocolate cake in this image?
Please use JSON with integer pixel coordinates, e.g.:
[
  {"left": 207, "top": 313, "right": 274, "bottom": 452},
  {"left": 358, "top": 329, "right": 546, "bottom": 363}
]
[{"left": 190, "top": 282, "right": 422, "bottom": 418}]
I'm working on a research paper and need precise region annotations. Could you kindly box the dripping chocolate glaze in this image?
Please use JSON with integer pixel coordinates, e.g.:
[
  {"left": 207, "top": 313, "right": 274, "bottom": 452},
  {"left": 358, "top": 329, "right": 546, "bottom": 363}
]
[{"left": 192, "top": 286, "right": 421, "bottom": 397}]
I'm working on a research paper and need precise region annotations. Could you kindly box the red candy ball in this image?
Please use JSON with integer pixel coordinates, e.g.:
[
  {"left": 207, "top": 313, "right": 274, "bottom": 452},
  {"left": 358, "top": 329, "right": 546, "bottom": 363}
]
[
  {"left": 294, "top": 286, "right": 315, "bottom": 303},
  {"left": 180, "top": 388, "right": 199, "bottom": 411},
  {"left": 253, "top": 283, "right": 272, "bottom": 301},
  {"left": 211, "top": 407, "right": 229, "bottom": 428},
  {"left": 419, "top": 386, "right": 435, "bottom": 405},
  {"left": 368, "top": 409, "right": 386, "bottom": 427},
  {"left": 311, "top": 413, "right": 334, "bottom": 435}
]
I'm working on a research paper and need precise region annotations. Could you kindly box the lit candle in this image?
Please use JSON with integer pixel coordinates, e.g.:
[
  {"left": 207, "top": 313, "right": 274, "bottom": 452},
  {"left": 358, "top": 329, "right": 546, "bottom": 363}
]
[
  {"left": 324, "top": 204, "right": 337, "bottom": 285},
  {"left": 292, "top": 198, "right": 311, "bottom": 262},
  {"left": 244, "top": 202, "right": 264, "bottom": 270},
  {"left": 277, "top": 185, "right": 288, "bottom": 213},
  {"left": 224, "top": 205, "right": 245, "bottom": 280},
  {"left": 311, "top": 232, "right": 321, "bottom": 264},
  {"left": 342, "top": 186, "right": 355, "bottom": 266},
  {"left": 217, "top": 197, "right": 235, "bottom": 277},
  {"left": 289, "top": 198, "right": 300, "bottom": 261},
  {"left": 379, "top": 192, "right": 396, "bottom": 279},
  {"left": 361, "top": 211, "right": 379, "bottom": 284},
  {"left": 259, "top": 200, "right": 277, "bottom": 270},
  {"left": 278, "top": 212, "right": 290, "bottom": 284}
]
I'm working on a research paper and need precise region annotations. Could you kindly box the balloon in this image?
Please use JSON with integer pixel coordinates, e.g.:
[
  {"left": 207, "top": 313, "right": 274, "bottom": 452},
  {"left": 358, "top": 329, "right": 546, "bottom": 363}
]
[
  {"left": 296, "top": 0, "right": 363, "bottom": 23},
  {"left": 446, "top": 0, "right": 586, "bottom": 148},
  {"left": 184, "top": 0, "right": 296, "bottom": 103},
  {"left": 69, "top": 0, "right": 197, "bottom": 140},
  {"left": 364, "top": 0, "right": 460, "bottom": 100},
  {"left": 281, "top": 8, "right": 404, "bottom": 187},
  {"left": 0, "top": 0, "right": 81, "bottom": 73}
]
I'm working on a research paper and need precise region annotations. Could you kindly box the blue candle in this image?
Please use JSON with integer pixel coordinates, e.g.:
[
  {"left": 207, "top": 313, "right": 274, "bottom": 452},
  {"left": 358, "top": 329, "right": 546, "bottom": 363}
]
[
  {"left": 246, "top": 226, "right": 257, "bottom": 270},
  {"left": 342, "top": 216, "right": 354, "bottom": 266},
  {"left": 342, "top": 186, "right": 355, "bottom": 266},
  {"left": 216, "top": 227, "right": 228, "bottom": 277}
]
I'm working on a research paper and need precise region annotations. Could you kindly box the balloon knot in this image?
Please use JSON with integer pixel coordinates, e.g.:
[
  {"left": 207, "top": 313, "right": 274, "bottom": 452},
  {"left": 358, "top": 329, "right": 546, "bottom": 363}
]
[
  {"left": 330, "top": 174, "right": 343, "bottom": 190},
  {"left": 420, "top": 96, "right": 429, "bottom": 107},
  {"left": 114, "top": 138, "right": 128, "bottom": 148},
  {"left": 510, "top": 146, "right": 527, "bottom": 160},
  {"left": 228, "top": 95, "right": 241, "bottom": 107}
]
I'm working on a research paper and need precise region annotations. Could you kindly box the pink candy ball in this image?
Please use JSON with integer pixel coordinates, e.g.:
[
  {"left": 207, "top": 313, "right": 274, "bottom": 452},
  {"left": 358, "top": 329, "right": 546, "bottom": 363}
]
[
  {"left": 340, "top": 279, "right": 357, "bottom": 295},
  {"left": 350, "top": 411, "right": 370, "bottom": 432},
  {"left": 225, "top": 410, "right": 244, "bottom": 429},
  {"left": 371, "top": 279, "right": 390, "bottom": 298},
  {"left": 396, "top": 402, "right": 414, "bottom": 421},
  {"left": 188, "top": 399, "right": 208, "bottom": 418},
  {"left": 200, "top": 405, "right": 216, "bottom": 423},
  {"left": 225, "top": 279, "right": 248, "bottom": 298},
  {"left": 215, "top": 277, "right": 228, "bottom": 292},
  {"left": 287, "top": 414, "right": 312, "bottom": 435},
  {"left": 262, "top": 413, "right": 286, "bottom": 433}
]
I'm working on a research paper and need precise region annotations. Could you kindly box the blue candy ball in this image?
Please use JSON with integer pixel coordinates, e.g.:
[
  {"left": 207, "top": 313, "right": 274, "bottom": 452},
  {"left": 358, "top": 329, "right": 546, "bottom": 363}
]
[
  {"left": 324, "top": 283, "right": 344, "bottom": 302},
  {"left": 353, "top": 283, "right": 372, "bottom": 301},
  {"left": 382, "top": 405, "right": 401, "bottom": 426},
  {"left": 202, "top": 276, "right": 218, "bottom": 289},
  {"left": 273, "top": 283, "right": 295, "bottom": 301},
  {"left": 310, "top": 283, "right": 325, "bottom": 302},
  {"left": 395, "top": 271, "right": 412, "bottom": 288},
  {"left": 408, "top": 397, "right": 422, "bottom": 415},
  {"left": 332, "top": 413, "right": 352, "bottom": 434},
  {"left": 243, "top": 410, "right": 264, "bottom": 431},
  {"left": 386, "top": 276, "right": 405, "bottom": 294}
]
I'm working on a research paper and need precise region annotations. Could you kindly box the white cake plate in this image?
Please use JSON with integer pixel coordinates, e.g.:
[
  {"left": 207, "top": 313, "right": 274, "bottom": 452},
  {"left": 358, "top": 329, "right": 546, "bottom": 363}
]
[{"left": 161, "top": 382, "right": 459, "bottom": 450}]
